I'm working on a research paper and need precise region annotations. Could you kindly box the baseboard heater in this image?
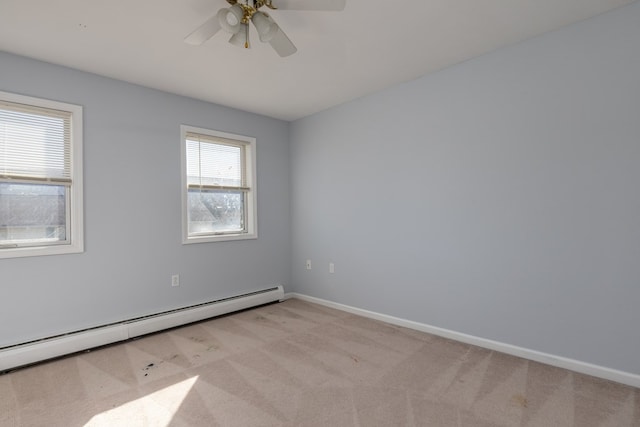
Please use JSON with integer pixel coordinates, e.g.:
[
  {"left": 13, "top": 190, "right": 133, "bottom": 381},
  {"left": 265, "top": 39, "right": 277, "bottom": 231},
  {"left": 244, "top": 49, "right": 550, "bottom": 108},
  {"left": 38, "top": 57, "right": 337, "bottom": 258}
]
[{"left": 0, "top": 285, "right": 284, "bottom": 373}]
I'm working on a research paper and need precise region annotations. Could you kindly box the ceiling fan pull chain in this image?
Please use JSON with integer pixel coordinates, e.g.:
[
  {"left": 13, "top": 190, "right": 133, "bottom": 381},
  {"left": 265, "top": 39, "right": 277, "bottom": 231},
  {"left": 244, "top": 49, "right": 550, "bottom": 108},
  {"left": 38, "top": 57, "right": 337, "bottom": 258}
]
[{"left": 245, "top": 23, "right": 250, "bottom": 48}]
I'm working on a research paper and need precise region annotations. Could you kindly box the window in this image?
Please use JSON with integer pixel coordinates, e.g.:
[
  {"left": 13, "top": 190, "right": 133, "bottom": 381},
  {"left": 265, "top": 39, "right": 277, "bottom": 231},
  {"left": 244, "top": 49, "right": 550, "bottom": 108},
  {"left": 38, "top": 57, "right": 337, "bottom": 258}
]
[
  {"left": 0, "top": 91, "right": 83, "bottom": 259},
  {"left": 181, "top": 125, "right": 257, "bottom": 243}
]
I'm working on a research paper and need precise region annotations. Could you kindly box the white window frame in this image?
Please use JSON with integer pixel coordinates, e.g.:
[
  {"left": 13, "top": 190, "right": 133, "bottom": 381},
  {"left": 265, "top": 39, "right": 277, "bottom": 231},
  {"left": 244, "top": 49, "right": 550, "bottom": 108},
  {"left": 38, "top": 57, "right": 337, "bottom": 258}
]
[
  {"left": 180, "top": 125, "right": 257, "bottom": 244},
  {"left": 0, "top": 91, "right": 84, "bottom": 259}
]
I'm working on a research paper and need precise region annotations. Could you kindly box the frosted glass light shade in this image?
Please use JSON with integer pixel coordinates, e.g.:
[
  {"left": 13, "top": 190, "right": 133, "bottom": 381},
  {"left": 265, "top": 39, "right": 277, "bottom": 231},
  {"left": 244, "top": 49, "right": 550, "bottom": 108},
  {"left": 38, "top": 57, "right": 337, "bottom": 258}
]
[
  {"left": 218, "top": 4, "right": 244, "bottom": 34},
  {"left": 252, "top": 12, "right": 278, "bottom": 42},
  {"left": 229, "top": 23, "right": 250, "bottom": 48}
]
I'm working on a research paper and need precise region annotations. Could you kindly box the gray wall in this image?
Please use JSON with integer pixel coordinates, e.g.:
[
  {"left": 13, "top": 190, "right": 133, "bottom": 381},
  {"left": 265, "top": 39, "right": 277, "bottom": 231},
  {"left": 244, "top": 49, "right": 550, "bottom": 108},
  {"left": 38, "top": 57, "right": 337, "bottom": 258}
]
[
  {"left": 0, "top": 52, "right": 291, "bottom": 347},
  {"left": 290, "top": 2, "right": 640, "bottom": 374}
]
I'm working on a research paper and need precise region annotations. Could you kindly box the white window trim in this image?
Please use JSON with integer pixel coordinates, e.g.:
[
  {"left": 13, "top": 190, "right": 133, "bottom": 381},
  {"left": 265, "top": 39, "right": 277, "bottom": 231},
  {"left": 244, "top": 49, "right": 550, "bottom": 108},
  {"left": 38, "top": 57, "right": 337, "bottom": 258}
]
[
  {"left": 0, "top": 91, "right": 84, "bottom": 259},
  {"left": 180, "top": 125, "right": 257, "bottom": 244}
]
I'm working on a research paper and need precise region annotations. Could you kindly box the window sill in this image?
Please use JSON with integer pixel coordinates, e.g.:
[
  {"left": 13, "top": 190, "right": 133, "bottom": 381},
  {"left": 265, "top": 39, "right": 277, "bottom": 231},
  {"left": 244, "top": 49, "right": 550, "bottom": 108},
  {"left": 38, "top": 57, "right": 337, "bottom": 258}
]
[
  {"left": 182, "top": 232, "right": 258, "bottom": 244},
  {"left": 0, "top": 242, "right": 84, "bottom": 259}
]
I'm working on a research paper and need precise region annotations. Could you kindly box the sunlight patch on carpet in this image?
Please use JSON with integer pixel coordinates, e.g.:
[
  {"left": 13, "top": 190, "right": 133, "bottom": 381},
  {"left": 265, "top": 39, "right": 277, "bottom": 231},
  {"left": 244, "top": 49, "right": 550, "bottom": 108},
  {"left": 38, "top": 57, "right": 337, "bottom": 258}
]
[{"left": 85, "top": 376, "right": 199, "bottom": 426}]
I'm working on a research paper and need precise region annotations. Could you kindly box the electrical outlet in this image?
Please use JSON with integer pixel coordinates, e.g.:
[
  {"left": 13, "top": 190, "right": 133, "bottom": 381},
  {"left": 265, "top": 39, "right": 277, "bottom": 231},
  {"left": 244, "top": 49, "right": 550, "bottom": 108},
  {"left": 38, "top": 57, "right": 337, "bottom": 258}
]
[
  {"left": 329, "top": 262, "right": 335, "bottom": 274},
  {"left": 171, "top": 274, "right": 180, "bottom": 287},
  {"left": 306, "top": 259, "right": 312, "bottom": 270}
]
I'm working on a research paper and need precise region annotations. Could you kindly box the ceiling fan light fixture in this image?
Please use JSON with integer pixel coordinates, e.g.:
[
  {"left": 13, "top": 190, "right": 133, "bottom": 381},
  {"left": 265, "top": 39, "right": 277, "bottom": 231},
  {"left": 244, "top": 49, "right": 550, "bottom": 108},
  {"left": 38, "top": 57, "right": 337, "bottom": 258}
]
[
  {"left": 218, "top": 4, "right": 244, "bottom": 34},
  {"left": 252, "top": 12, "right": 279, "bottom": 43},
  {"left": 185, "top": 0, "right": 346, "bottom": 56},
  {"left": 229, "top": 23, "right": 250, "bottom": 48}
]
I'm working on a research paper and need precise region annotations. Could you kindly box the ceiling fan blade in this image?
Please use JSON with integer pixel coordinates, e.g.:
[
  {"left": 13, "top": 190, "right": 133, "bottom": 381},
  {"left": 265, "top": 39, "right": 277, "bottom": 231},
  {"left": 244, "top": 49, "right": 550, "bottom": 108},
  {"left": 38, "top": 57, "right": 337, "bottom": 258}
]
[
  {"left": 184, "top": 16, "right": 222, "bottom": 45},
  {"left": 272, "top": 0, "right": 346, "bottom": 11},
  {"left": 269, "top": 28, "right": 297, "bottom": 57}
]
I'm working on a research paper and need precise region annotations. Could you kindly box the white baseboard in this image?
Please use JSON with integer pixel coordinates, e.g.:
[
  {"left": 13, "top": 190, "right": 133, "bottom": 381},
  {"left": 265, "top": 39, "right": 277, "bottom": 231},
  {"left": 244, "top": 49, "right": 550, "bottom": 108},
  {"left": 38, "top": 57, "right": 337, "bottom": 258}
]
[{"left": 286, "top": 292, "right": 640, "bottom": 389}]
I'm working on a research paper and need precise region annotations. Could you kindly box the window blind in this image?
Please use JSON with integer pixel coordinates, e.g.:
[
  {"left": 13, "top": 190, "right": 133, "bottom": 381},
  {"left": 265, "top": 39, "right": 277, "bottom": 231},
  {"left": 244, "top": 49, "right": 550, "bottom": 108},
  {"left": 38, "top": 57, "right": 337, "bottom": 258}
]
[
  {"left": 185, "top": 131, "right": 248, "bottom": 191},
  {"left": 0, "top": 100, "right": 72, "bottom": 184}
]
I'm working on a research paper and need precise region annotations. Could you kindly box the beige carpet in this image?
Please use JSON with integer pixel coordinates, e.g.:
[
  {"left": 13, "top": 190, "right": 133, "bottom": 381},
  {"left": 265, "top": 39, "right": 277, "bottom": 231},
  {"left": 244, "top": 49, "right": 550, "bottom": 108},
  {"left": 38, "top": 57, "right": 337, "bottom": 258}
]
[{"left": 0, "top": 298, "right": 638, "bottom": 426}]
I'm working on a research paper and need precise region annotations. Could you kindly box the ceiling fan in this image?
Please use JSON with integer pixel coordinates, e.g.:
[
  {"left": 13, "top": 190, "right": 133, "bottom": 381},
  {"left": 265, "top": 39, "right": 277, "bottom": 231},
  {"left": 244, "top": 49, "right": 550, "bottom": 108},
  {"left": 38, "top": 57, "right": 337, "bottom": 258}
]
[{"left": 184, "top": 0, "right": 346, "bottom": 57}]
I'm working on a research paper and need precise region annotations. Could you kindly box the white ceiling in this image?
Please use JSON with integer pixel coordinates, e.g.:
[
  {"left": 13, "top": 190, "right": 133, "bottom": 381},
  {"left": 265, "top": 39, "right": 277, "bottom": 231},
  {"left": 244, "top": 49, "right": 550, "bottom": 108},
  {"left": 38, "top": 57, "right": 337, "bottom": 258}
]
[{"left": 0, "top": 0, "right": 635, "bottom": 121}]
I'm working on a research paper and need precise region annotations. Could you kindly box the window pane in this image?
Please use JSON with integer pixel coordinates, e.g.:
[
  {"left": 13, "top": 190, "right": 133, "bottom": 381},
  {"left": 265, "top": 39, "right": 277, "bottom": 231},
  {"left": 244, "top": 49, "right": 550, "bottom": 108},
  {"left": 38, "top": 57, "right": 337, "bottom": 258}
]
[
  {"left": 187, "top": 189, "right": 244, "bottom": 234},
  {"left": 0, "top": 182, "right": 67, "bottom": 245},
  {"left": 181, "top": 125, "right": 256, "bottom": 244}
]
